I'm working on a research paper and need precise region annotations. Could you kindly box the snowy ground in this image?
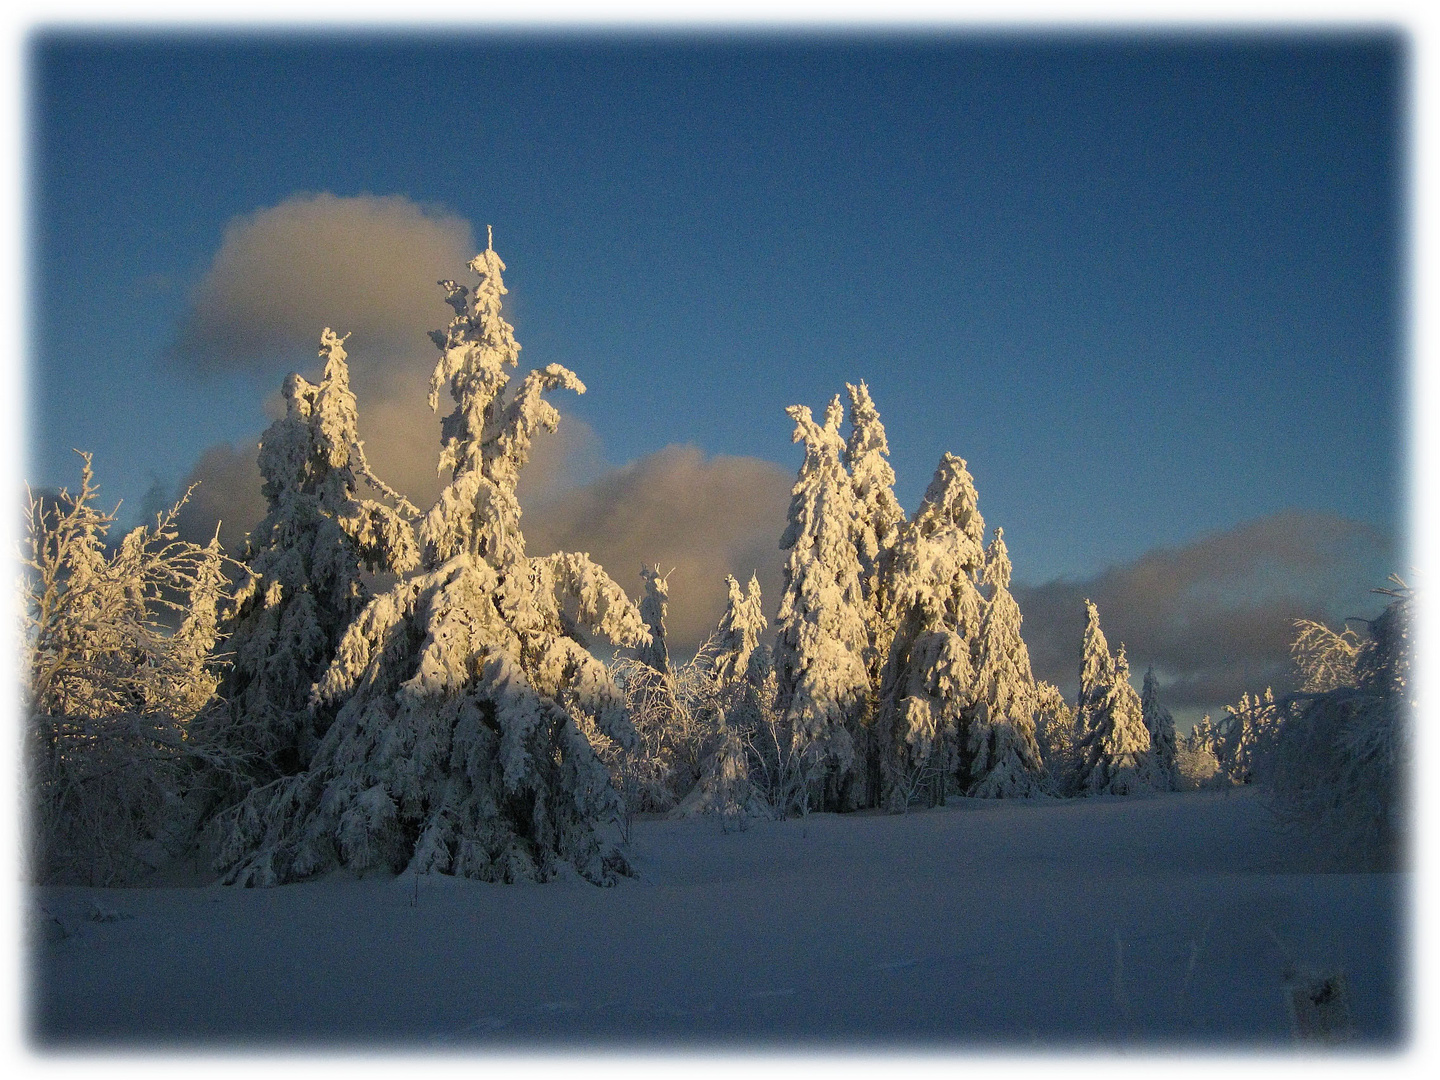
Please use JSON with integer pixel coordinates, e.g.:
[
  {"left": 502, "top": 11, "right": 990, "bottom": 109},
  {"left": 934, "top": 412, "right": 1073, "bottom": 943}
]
[{"left": 27, "top": 787, "right": 1405, "bottom": 1051}]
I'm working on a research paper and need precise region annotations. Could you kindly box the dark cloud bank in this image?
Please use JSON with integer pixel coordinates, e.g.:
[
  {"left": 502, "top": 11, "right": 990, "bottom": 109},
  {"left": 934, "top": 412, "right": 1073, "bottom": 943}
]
[{"left": 1014, "top": 510, "right": 1396, "bottom": 723}]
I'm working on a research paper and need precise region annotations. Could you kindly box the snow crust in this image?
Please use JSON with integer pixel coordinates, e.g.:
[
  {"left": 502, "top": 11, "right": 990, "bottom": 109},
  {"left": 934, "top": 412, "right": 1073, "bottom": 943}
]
[{"left": 30, "top": 787, "right": 1404, "bottom": 1048}]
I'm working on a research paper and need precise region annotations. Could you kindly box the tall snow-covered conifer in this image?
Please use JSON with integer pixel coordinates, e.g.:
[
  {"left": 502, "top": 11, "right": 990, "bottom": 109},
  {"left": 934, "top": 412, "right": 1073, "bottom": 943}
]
[
  {"left": 1140, "top": 666, "right": 1180, "bottom": 792},
  {"left": 1076, "top": 599, "right": 1114, "bottom": 741},
  {"left": 843, "top": 381, "right": 906, "bottom": 805},
  {"left": 963, "top": 528, "right": 1046, "bottom": 797},
  {"left": 1073, "top": 610, "right": 1154, "bottom": 795},
  {"left": 774, "top": 396, "right": 871, "bottom": 811},
  {"left": 875, "top": 453, "right": 987, "bottom": 809},
  {"left": 222, "top": 328, "right": 419, "bottom": 780},
  {"left": 215, "top": 234, "right": 649, "bottom": 887},
  {"left": 844, "top": 381, "right": 906, "bottom": 675}
]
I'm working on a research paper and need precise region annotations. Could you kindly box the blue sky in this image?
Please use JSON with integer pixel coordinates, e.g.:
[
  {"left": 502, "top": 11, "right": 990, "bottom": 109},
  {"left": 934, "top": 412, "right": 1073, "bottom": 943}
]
[{"left": 24, "top": 29, "right": 1405, "bottom": 713}]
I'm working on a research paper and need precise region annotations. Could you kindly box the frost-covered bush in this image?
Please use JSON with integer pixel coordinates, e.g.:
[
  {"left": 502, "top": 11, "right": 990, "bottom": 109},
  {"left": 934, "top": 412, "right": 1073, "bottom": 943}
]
[
  {"left": 594, "top": 571, "right": 780, "bottom": 829},
  {"left": 674, "top": 575, "right": 776, "bottom": 822},
  {"left": 605, "top": 639, "right": 719, "bottom": 817},
  {"left": 1032, "top": 680, "right": 1078, "bottom": 785},
  {"left": 1175, "top": 741, "right": 1221, "bottom": 790},
  {"left": 671, "top": 707, "right": 770, "bottom": 828},
  {"left": 592, "top": 566, "right": 705, "bottom": 820},
  {"left": 1177, "top": 714, "right": 1229, "bottom": 790},
  {"left": 1214, "top": 688, "right": 1280, "bottom": 785},
  {"left": 213, "top": 236, "right": 648, "bottom": 887},
  {"left": 1267, "top": 585, "right": 1410, "bottom": 867},
  {"left": 732, "top": 645, "right": 821, "bottom": 820},
  {"left": 22, "top": 454, "right": 239, "bottom": 884}
]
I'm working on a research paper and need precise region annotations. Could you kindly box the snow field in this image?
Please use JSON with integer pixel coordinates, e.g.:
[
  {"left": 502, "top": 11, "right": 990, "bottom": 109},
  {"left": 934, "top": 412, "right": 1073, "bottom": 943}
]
[{"left": 30, "top": 787, "right": 1404, "bottom": 1049}]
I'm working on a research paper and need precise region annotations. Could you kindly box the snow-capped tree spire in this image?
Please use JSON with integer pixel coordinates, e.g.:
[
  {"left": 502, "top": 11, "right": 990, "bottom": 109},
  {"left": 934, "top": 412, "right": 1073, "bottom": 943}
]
[
  {"left": 1141, "top": 666, "right": 1180, "bottom": 791},
  {"left": 875, "top": 452, "right": 988, "bottom": 809},
  {"left": 636, "top": 565, "right": 671, "bottom": 673},
  {"left": 712, "top": 572, "right": 767, "bottom": 689},
  {"left": 774, "top": 395, "right": 871, "bottom": 811},
  {"left": 963, "top": 527, "right": 1047, "bottom": 797},
  {"left": 1077, "top": 599, "right": 1113, "bottom": 719},
  {"left": 215, "top": 239, "right": 650, "bottom": 888},
  {"left": 420, "top": 230, "right": 563, "bottom": 568},
  {"left": 844, "top": 380, "right": 906, "bottom": 674},
  {"left": 1072, "top": 615, "right": 1155, "bottom": 795}
]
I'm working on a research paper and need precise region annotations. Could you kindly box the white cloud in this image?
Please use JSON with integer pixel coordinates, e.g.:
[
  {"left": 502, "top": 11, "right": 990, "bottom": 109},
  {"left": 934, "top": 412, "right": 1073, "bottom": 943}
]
[{"left": 171, "top": 192, "right": 475, "bottom": 378}]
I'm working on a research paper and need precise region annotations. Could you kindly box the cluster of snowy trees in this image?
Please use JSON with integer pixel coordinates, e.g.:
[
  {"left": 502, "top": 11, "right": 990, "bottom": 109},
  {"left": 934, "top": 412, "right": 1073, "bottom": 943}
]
[
  {"left": 611, "top": 383, "right": 1188, "bottom": 817},
  {"left": 1173, "top": 583, "right": 1411, "bottom": 865},
  {"left": 19, "top": 235, "right": 1409, "bottom": 886}
]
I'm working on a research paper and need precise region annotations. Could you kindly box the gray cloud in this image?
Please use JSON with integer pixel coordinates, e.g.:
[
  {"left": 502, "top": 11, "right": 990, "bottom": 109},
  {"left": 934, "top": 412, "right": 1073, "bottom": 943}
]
[
  {"left": 525, "top": 445, "right": 792, "bottom": 653},
  {"left": 1013, "top": 510, "right": 1396, "bottom": 723},
  {"left": 173, "top": 441, "right": 268, "bottom": 555}
]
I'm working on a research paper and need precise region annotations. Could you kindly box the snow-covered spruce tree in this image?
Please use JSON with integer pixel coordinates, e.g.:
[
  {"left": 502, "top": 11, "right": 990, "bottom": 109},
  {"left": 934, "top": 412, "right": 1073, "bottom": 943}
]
[
  {"left": 963, "top": 528, "right": 1047, "bottom": 797},
  {"left": 875, "top": 453, "right": 987, "bottom": 810},
  {"left": 23, "top": 454, "right": 240, "bottom": 884},
  {"left": 1074, "top": 599, "right": 1113, "bottom": 747},
  {"left": 220, "top": 328, "right": 419, "bottom": 782},
  {"left": 711, "top": 572, "right": 767, "bottom": 689},
  {"left": 1140, "top": 666, "right": 1181, "bottom": 792},
  {"left": 1269, "top": 582, "right": 1411, "bottom": 866},
  {"left": 214, "top": 235, "right": 648, "bottom": 887},
  {"left": 1186, "top": 713, "right": 1218, "bottom": 757},
  {"left": 844, "top": 381, "right": 906, "bottom": 675},
  {"left": 774, "top": 396, "right": 871, "bottom": 812},
  {"left": 1032, "top": 680, "right": 1078, "bottom": 786},
  {"left": 843, "top": 380, "right": 906, "bottom": 804},
  {"left": 1072, "top": 601, "right": 1155, "bottom": 796}
]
